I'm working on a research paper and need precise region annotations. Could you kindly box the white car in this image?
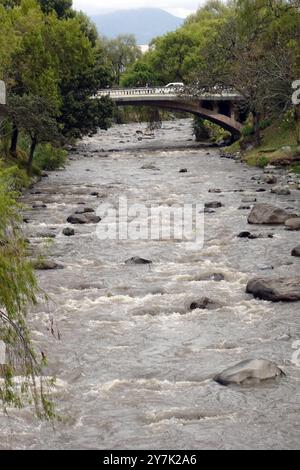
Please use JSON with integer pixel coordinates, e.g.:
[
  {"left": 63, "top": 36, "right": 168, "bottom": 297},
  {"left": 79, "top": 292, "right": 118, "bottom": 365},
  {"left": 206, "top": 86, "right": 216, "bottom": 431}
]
[{"left": 164, "top": 82, "right": 184, "bottom": 94}]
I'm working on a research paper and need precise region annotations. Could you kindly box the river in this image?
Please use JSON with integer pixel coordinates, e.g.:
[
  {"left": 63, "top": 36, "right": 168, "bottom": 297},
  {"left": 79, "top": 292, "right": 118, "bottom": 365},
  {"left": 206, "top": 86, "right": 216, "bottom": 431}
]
[{"left": 0, "top": 119, "right": 299, "bottom": 450}]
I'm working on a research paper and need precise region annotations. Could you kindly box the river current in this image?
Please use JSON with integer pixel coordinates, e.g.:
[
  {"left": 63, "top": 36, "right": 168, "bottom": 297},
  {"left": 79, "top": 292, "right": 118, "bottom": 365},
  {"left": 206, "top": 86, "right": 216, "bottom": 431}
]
[{"left": 0, "top": 119, "right": 299, "bottom": 449}]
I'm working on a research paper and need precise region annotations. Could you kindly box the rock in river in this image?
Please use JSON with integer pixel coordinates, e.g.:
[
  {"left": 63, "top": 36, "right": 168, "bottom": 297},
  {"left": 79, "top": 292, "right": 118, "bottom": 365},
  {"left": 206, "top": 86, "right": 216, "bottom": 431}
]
[
  {"left": 32, "top": 260, "right": 64, "bottom": 270},
  {"left": 63, "top": 227, "right": 75, "bottom": 237},
  {"left": 248, "top": 203, "right": 296, "bottom": 225},
  {"left": 285, "top": 217, "right": 300, "bottom": 231},
  {"left": 32, "top": 202, "right": 47, "bottom": 209},
  {"left": 271, "top": 186, "right": 291, "bottom": 196},
  {"left": 291, "top": 246, "right": 300, "bottom": 257},
  {"left": 263, "top": 174, "right": 277, "bottom": 185},
  {"left": 67, "top": 213, "right": 101, "bottom": 224},
  {"left": 74, "top": 207, "right": 95, "bottom": 215},
  {"left": 125, "top": 257, "right": 152, "bottom": 265},
  {"left": 246, "top": 277, "right": 300, "bottom": 302},
  {"left": 214, "top": 359, "right": 285, "bottom": 386},
  {"left": 205, "top": 201, "right": 223, "bottom": 209},
  {"left": 190, "top": 297, "right": 220, "bottom": 311}
]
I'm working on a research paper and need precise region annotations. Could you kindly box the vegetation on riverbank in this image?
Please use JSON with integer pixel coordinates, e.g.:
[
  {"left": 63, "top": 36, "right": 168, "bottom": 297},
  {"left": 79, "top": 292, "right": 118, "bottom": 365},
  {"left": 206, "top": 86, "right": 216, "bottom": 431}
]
[
  {"left": 0, "top": 0, "right": 115, "bottom": 416},
  {"left": 226, "top": 114, "right": 300, "bottom": 172},
  {"left": 123, "top": 0, "right": 300, "bottom": 151}
]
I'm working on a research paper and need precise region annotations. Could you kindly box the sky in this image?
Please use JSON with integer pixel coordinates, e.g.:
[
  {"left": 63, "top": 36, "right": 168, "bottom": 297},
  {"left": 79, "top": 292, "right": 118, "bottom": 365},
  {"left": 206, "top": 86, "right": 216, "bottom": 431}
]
[{"left": 72, "top": 0, "right": 202, "bottom": 18}]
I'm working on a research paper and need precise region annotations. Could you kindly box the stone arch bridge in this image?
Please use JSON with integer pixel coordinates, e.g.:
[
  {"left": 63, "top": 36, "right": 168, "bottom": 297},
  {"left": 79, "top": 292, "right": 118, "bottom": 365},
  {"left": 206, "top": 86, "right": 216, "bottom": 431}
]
[{"left": 98, "top": 87, "right": 243, "bottom": 139}]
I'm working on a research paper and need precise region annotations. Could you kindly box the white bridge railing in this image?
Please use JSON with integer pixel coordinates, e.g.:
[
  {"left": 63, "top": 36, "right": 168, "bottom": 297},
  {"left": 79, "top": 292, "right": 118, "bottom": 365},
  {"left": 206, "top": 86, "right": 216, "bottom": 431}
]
[
  {"left": 98, "top": 87, "right": 183, "bottom": 97},
  {"left": 97, "top": 87, "right": 241, "bottom": 100}
]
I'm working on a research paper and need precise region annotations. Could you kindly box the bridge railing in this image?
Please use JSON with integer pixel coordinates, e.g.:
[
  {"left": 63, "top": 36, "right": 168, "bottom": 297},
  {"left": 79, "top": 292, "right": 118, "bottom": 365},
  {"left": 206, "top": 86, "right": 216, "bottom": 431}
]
[
  {"left": 98, "top": 87, "right": 182, "bottom": 97},
  {"left": 97, "top": 86, "right": 242, "bottom": 100}
]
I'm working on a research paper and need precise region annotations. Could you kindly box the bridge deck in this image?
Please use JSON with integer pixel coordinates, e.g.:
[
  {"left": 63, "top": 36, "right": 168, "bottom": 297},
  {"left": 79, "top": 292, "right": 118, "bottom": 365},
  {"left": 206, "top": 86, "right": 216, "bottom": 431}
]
[{"left": 98, "top": 87, "right": 241, "bottom": 102}]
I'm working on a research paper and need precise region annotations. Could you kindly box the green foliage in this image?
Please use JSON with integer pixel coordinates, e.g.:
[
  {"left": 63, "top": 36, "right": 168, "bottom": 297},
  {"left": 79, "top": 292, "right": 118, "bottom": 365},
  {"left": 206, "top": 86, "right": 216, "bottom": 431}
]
[
  {"left": 242, "top": 124, "right": 254, "bottom": 137},
  {"left": 193, "top": 117, "right": 210, "bottom": 141},
  {"left": 291, "top": 163, "right": 300, "bottom": 174},
  {"left": 257, "top": 156, "right": 270, "bottom": 168},
  {"left": 121, "top": 62, "right": 154, "bottom": 88},
  {"left": 38, "top": 0, "right": 73, "bottom": 18},
  {"left": 34, "top": 143, "right": 67, "bottom": 171},
  {"left": 193, "top": 116, "right": 231, "bottom": 143},
  {"left": 259, "top": 118, "right": 272, "bottom": 131},
  {"left": 0, "top": 181, "right": 55, "bottom": 418},
  {"left": 204, "top": 120, "right": 231, "bottom": 143},
  {"left": 103, "top": 34, "right": 142, "bottom": 85},
  {"left": 0, "top": 164, "right": 30, "bottom": 191},
  {"left": 1, "top": 0, "right": 114, "bottom": 165}
]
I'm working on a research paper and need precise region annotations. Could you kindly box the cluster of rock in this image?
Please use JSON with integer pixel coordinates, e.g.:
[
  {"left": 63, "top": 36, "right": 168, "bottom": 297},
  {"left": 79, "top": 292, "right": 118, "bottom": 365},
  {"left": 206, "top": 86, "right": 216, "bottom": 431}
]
[{"left": 67, "top": 207, "right": 100, "bottom": 225}]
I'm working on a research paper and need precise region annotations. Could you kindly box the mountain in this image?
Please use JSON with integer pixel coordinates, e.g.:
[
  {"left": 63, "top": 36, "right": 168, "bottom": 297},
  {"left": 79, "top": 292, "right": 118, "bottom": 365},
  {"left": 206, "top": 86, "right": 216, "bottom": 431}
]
[{"left": 92, "top": 8, "right": 184, "bottom": 45}]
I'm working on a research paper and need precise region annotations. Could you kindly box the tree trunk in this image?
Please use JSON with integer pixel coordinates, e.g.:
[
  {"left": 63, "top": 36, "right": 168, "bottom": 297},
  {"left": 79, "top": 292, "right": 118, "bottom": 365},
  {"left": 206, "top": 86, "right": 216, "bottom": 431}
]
[
  {"left": 253, "top": 111, "right": 261, "bottom": 147},
  {"left": 27, "top": 137, "right": 37, "bottom": 174},
  {"left": 10, "top": 125, "right": 19, "bottom": 156},
  {"left": 295, "top": 104, "right": 300, "bottom": 145}
]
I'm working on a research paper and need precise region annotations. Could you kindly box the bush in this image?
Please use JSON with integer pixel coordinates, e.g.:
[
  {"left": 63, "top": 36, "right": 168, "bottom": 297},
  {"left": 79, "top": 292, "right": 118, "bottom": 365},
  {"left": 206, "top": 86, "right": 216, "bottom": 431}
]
[
  {"left": 291, "top": 163, "right": 300, "bottom": 175},
  {"left": 34, "top": 143, "right": 67, "bottom": 171},
  {"left": 0, "top": 164, "right": 30, "bottom": 192},
  {"left": 241, "top": 124, "right": 254, "bottom": 137},
  {"left": 259, "top": 118, "right": 272, "bottom": 130},
  {"left": 257, "top": 156, "right": 270, "bottom": 168},
  {"left": 193, "top": 117, "right": 210, "bottom": 141}
]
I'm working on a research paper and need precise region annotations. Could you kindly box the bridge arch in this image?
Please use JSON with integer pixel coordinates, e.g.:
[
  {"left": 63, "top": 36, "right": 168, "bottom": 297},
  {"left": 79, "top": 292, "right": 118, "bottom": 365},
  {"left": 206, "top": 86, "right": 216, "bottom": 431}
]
[{"left": 98, "top": 87, "right": 243, "bottom": 139}]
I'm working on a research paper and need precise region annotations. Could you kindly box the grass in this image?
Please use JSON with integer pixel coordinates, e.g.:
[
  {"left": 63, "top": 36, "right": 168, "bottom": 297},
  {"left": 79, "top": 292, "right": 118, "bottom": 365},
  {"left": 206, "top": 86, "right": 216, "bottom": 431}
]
[
  {"left": 226, "top": 119, "right": 300, "bottom": 171},
  {"left": 291, "top": 163, "right": 300, "bottom": 174}
]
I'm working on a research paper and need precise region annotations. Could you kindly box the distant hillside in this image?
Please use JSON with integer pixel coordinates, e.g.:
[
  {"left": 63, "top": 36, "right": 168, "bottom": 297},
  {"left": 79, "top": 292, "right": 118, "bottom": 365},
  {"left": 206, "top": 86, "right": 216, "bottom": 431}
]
[{"left": 92, "top": 8, "right": 183, "bottom": 45}]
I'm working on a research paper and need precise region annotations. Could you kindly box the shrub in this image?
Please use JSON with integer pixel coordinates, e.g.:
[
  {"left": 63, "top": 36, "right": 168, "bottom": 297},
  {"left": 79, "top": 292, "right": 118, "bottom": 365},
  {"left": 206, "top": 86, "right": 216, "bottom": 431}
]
[
  {"left": 0, "top": 165, "right": 30, "bottom": 192},
  {"left": 34, "top": 143, "right": 67, "bottom": 171},
  {"left": 0, "top": 183, "right": 54, "bottom": 418},
  {"left": 259, "top": 118, "right": 272, "bottom": 130},
  {"left": 241, "top": 124, "right": 254, "bottom": 137},
  {"left": 257, "top": 156, "right": 270, "bottom": 168},
  {"left": 193, "top": 117, "right": 210, "bottom": 141}
]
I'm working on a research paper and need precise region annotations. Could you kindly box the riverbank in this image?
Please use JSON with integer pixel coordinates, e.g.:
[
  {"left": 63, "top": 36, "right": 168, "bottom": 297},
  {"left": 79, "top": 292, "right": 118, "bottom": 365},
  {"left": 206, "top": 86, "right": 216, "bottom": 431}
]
[
  {"left": 225, "top": 119, "right": 300, "bottom": 174},
  {"left": 1, "top": 118, "right": 299, "bottom": 450}
]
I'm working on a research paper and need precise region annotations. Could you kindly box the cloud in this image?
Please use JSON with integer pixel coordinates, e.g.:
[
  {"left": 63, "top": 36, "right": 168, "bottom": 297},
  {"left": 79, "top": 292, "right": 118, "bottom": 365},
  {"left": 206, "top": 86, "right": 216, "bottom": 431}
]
[{"left": 72, "top": 0, "right": 201, "bottom": 17}]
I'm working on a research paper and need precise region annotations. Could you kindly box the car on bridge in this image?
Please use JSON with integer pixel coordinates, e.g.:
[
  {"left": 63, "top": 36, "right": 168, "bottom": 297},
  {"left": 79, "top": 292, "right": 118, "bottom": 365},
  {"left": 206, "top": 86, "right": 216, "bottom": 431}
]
[
  {"left": 155, "top": 82, "right": 184, "bottom": 94},
  {"left": 165, "top": 82, "right": 184, "bottom": 93}
]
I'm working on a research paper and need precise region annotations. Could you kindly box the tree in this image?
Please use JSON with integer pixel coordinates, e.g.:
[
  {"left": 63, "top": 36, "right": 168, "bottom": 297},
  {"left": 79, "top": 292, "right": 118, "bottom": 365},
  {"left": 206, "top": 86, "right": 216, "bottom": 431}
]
[
  {"left": 104, "top": 34, "right": 142, "bottom": 85},
  {"left": 120, "top": 62, "right": 154, "bottom": 87},
  {"left": 38, "top": 0, "right": 73, "bottom": 18},
  {"left": 8, "top": 94, "right": 61, "bottom": 172},
  {"left": 0, "top": 175, "right": 54, "bottom": 418}
]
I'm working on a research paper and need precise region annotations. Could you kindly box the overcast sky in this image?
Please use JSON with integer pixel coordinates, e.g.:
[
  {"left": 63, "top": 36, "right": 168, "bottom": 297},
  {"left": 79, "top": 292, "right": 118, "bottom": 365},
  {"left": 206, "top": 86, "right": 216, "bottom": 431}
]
[{"left": 72, "top": 0, "right": 202, "bottom": 18}]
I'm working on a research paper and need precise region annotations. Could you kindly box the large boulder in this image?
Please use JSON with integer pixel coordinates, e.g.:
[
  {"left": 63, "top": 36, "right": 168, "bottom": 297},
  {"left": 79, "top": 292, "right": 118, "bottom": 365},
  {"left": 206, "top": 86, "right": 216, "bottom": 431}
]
[
  {"left": 246, "top": 277, "right": 300, "bottom": 302},
  {"left": 248, "top": 204, "right": 296, "bottom": 225},
  {"left": 271, "top": 186, "right": 291, "bottom": 195},
  {"left": 285, "top": 217, "right": 300, "bottom": 231},
  {"left": 67, "top": 213, "right": 101, "bottom": 224},
  {"left": 214, "top": 359, "right": 285, "bottom": 386}
]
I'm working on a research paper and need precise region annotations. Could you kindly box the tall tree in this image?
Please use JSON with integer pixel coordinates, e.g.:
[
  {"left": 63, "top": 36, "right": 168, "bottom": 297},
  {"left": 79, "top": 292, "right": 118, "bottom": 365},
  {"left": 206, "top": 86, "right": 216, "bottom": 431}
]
[{"left": 104, "top": 34, "right": 142, "bottom": 85}]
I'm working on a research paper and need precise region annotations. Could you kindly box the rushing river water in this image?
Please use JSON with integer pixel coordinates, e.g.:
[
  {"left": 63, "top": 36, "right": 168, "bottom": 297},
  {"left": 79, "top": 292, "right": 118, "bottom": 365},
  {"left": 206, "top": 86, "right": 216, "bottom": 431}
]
[{"left": 0, "top": 119, "right": 300, "bottom": 450}]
